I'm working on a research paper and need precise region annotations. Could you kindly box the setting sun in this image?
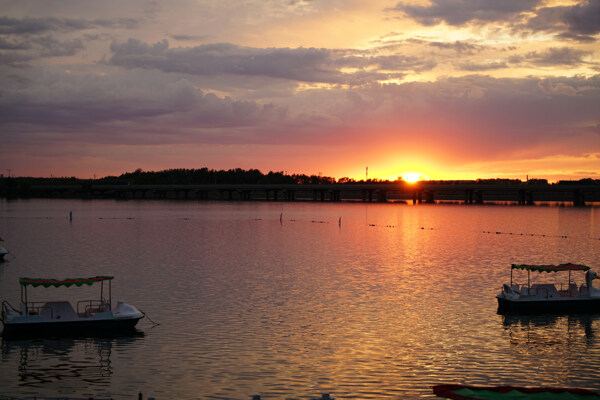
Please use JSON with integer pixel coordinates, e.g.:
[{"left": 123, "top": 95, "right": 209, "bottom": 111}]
[{"left": 402, "top": 172, "right": 426, "bottom": 183}]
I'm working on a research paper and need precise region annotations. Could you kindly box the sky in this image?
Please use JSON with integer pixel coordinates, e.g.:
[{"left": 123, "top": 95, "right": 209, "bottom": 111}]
[{"left": 1, "top": 0, "right": 599, "bottom": 182}]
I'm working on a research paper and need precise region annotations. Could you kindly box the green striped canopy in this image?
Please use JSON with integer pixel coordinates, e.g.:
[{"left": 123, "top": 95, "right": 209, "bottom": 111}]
[
  {"left": 511, "top": 263, "right": 590, "bottom": 273},
  {"left": 19, "top": 276, "right": 113, "bottom": 288}
]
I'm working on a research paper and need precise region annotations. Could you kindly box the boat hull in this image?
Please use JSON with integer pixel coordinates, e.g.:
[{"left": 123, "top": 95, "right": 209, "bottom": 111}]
[
  {"left": 497, "top": 296, "right": 600, "bottom": 313},
  {"left": 1, "top": 316, "right": 143, "bottom": 339}
]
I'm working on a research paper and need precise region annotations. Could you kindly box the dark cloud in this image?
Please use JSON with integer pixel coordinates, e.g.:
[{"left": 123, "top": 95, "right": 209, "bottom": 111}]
[
  {"left": 391, "top": 0, "right": 599, "bottom": 42},
  {"left": 0, "top": 72, "right": 289, "bottom": 148},
  {"left": 389, "top": 0, "right": 540, "bottom": 26},
  {"left": 560, "top": 1, "right": 600, "bottom": 36},
  {"left": 525, "top": 47, "right": 590, "bottom": 66},
  {"left": 0, "top": 37, "right": 30, "bottom": 50},
  {"left": 428, "top": 40, "right": 482, "bottom": 54},
  {"left": 35, "top": 36, "right": 84, "bottom": 57},
  {"left": 561, "top": 0, "right": 600, "bottom": 35},
  {"left": 538, "top": 79, "right": 578, "bottom": 96},
  {"left": 521, "top": 1, "right": 600, "bottom": 42},
  {"left": 0, "top": 16, "right": 139, "bottom": 35},
  {"left": 0, "top": 35, "right": 87, "bottom": 66},
  {"left": 379, "top": 38, "right": 486, "bottom": 56},
  {"left": 108, "top": 39, "right": 435, "bottom": 84},
  {"left": 505, "top": 47, "right": 592, "bottom": 69},
  {"left": 1, "top": 71, "right": 598, "bottom": 180},
  {"left": 360, "top": 74, "right": 600, "bottom": 160},
  {"left": 557, "top": 32, "right": 598, "bottom": 43},
  {"left": 170, "top": 34, "right": 207, "bottom": 41},
  {"left": 0, "top": 51, "right": 32, "bottom": 67},
  {"left": 457, "top": 61, "right": 508, "bottom": 71},
  {"left": 2, "top": 71, "right": 598, "bottom": 161},
  {"left": 0, "top": 16, "right": 139, "bottom": 67}
]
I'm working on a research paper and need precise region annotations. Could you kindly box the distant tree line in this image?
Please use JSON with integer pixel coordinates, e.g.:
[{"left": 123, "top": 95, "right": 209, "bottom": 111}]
[
  {"left": 0, "top": 168, "right": 403, "bottom": 197},
  {"left": 97, "top": 168, "right": 404, "bottom": 185},
  {"left": 1, "top": 168, "right": 598, "bottom": 198},
  {"left": 100, "top": 168, "right": 343, "bottom": 185}
]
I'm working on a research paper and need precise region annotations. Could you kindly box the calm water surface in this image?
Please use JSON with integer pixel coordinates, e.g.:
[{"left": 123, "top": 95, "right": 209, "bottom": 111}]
[{"left": 1, "top": 199, "right": 599, "bottom": 399}]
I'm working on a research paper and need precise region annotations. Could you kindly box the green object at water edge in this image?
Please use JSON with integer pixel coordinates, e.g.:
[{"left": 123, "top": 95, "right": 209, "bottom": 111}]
[{"left": 433, "top": 385, "right": 600, "bottom": 400}]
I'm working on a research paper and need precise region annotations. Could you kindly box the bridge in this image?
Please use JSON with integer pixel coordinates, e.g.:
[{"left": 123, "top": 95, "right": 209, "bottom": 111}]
[{"left": 23, "top": 182, "right": 600, "bottom": 206}]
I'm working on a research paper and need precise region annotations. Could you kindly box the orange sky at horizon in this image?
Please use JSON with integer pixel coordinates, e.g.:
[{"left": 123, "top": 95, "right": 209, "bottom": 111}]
[{"left": 0, "top": 1, "right": 598, "bottom": 182}]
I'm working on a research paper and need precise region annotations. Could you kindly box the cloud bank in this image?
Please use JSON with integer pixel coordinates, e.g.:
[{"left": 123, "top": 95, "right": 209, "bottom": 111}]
[
  {"left": 0, "top": 0, "right": 598, "bottom": 180},
  {"left": 108, "top": 39, "right": 436, "bottom": 85}
]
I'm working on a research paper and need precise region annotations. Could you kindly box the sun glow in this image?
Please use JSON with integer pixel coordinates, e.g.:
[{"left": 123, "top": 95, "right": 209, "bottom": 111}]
[{"left": 402, "top": 172, "right": 427, "bottom": 183}]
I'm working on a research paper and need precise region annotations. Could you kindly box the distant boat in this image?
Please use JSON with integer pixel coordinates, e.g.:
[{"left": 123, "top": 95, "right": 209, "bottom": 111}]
[
  {"left": 0, "top": 236, "right": 7, "bottom": 260},
  {"left": 497, "top": 263, "right": 600, "bottom": 313},
  {"left": 433, "top": 384, "right": 600, "bottom": 399},
  {"left": 1, "top": 276, "right": 144, "bottom": 338}
]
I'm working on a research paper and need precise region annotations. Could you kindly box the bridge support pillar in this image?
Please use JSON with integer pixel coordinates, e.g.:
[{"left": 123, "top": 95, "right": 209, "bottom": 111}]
[
  {"left": 573, "top": 190, "right": 586, "bottom": 206},
  {"left": 312, "top": 189, "right": 325, "bottom": 201},
  {"left": 526, "top": 191, "right": 534, "bottom": 205},
  {"left": 331, "top": 190, "right": 341, "bottom": 201},
  {"left": 238, "top": 190, "right": 251, "bottom": 200},
  {"left": 425, "top": 191, "right": 434, "bottom": 203},
  {"left": 412, "top": 190, "right": 422, "bottom": 204},
  {"left": 518, "top": 190, "right": 535, "bottom": 205},
  {"left": 219, "top": 189, "right": 234, "bottom": 200},
  {"left": 465, "top": 189, "right": 473, "bottom": 204},
  {"left": 475, "top": 191, "right": 483, "bottom": 204}
]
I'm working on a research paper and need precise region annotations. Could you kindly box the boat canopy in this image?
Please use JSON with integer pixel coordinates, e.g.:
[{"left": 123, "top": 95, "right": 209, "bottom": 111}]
[
  {"left": 511, "top": 263, "right": 590, "bottom": 273},
  {"left": 19, "top": 276, "right": 113, "bottom": 288}
]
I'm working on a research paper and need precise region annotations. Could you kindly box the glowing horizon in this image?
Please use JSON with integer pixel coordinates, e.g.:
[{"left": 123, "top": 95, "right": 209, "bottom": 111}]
[{"left": 0, "top": 1, "right": 598, "bottom": 182}]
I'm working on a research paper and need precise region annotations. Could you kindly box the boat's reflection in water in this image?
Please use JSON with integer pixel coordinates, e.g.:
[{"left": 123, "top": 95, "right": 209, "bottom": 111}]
[
  {"left": 1, "top": 331, "right": 144, "bottom": 388},
  {"left": 501, "top": 313, "right": 600, "bottom": 350}
]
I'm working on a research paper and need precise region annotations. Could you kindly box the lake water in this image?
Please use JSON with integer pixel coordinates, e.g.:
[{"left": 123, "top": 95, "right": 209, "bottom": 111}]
[{"left": 1, "top": 199, "right": 599, "bottom": 399}]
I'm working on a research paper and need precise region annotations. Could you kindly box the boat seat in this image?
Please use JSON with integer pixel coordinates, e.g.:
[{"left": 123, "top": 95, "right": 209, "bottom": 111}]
[
  {"left": 568, "top": 284, "right": 578, "bottom": 297},
  {"left": 531, "top": 284, "right": 559, "bottom": 298},
  {"left": 41, "top": 301, "right": 78, "bottom": 320},
  {"left": 80, "top": 302, "right": 109, "bottom": 317}
]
